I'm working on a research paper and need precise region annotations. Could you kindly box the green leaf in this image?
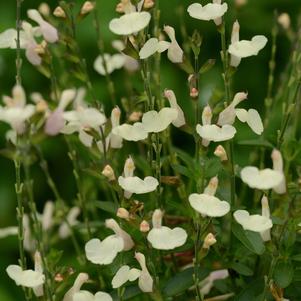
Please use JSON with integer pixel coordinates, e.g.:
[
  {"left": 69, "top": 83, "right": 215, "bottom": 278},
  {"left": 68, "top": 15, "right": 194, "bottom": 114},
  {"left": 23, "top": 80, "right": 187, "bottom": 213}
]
[
  {"left": 171, "top": 164, "right": 191, "bottom": 178},
  {"left": 204, "top": 157, "right": 222, "bottom": 178},
  {"left": 95, "top": 201, "right": 118, "bottom": 214},
  {"left": 122, "top": 38, "right": 139, "bottom": 59},
  {"left": 292, "top": 254, "right": 301, "bottom": 261},
  {"left": 234, "top": 278, "right": 265, "bottom": 301},
  {"left": 199, "top": 59, "right": 216, "bottom": 74},
  {"left": 273, "top": 260, "right": 294, "bottom": 288},
  {"left": 237, "top": 139, "right": 274, "bottom": 149},
  {"left": 232, "top": 223, "right": 265, "bottom": 255},
  {"left": 230, "top": 262, "right": 254, "bottom": 276},
  {"left": 163, "top": 267, "right": 209, "bottom": 297}
]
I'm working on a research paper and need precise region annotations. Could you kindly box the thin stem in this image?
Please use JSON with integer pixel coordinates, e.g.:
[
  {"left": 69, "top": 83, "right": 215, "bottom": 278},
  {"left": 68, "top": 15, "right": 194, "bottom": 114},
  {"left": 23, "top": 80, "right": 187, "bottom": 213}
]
[
  {"left": 155, "top": 133, "right": 162, "bottom": 208},
  {"left": 93, "top": 5, "right": 116, "bottom": 105},
  {"left": 66, "top": 139, "right": 92, "bottom": 239},
  {"left": 16, "top": 0, "right": 22, "bottom": 85}
]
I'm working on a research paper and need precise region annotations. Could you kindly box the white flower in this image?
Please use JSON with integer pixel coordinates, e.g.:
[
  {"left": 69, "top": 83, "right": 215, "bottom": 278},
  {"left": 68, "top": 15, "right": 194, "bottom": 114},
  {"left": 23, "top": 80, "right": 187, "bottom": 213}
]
[
  {"left": 135, "top": 252, "right": 153, "bottom": 292},
  {"left": 217, "top": 92, "right": 248, "bottom": 126},
  {"left": 59, "top": 207, "right": 81, "bottom": 239},
  {"left": 235, "top": 108, "right": 263, "bottom": 135},
  {"left": 73, "top": 291, "right": 113, "bottom": 301},
  {"left": 6, "top": 265, "right": 45, "bottom": 288},
  {"left": 105, "top": 218, "right": 134, "bottom": 251},
  {"left": 118, "top": 176, "right": 159, "bottom": 195},
  {"left": 240, "top": 166, "right": 284, "bottom": 190},
  {"left": 139, "top": 37, "right": 170, "bottom": 59},
  {"left": 112, "top": 265, "right": 140, "bottom": 288},
  {"left": 85, "top": 236, "right": 124, "bottom": 265},
  {"left": 0, "top": 85, "right": 35, "bottom": 133},
  {"left": 163, "top": 26, "right": 184, "bottom": 63},
  {"left": 189, "top": 194, "right": 230, "bottom": 217},
  {"left": 271, "top": 149, "right": 286, "bottom": 194},
  {"left": 199, "top": 269, "right": 229, "bottom": 295},
  {"left": 45, "top": 89, "right": 76, "bottom": 136},
  {"left": 85, "top": 219, "right": 133, "bottom": 265},
  {"left": 110, "top": 106, "right": 123, "bottom": 148},
  {"left": 112, "top": 123, "right": 148, "bottom": 141},
  {"left": 164, "top": 89, "right": 186, "bottom": 127},
  {"left": 61, "top": 107, "right": 106, "bottom": 147},
  {"left": 187, "top": 1, "right": 228, "bottom": 26},
  {"left": 196, "top": 124, "right": 236, "bottom": 142},
  {"left": 142, "top": 108, "right": 178, "bottom": 133},
  {"left": 189, "top": 177, "right": 230, "bottom": 217},
  {"left": 233, "top": 209, "right": 273, "bottom": 237},
  {"left": 109, "top": 12, "right": 151, "bottom": 35},
  {"left": 94, "top": 54, "right": 125, "bottom": 75},
  {"left": 63, "top": 273, "right": 89, "bottom": 301},
  {"left": 147, "top": 209, "right": 187, "bottom": 250},
  {"left": 27, "top": 9, "right": 58, "bottom": 43},
  {"left": 228, "top": 20, "right": 267, "bottom": 67}
]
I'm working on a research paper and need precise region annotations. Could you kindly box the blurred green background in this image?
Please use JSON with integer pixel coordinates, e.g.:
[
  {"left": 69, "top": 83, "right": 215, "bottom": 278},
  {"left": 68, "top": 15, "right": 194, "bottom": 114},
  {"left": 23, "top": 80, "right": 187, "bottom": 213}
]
[{"left": 0, "top": 0, "right": 300, "bottom": 300}]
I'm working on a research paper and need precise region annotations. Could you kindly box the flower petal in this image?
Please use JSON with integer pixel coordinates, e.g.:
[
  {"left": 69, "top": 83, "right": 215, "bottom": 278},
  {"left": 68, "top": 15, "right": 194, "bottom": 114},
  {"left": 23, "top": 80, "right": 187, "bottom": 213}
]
[
  {"left": 189, "top": 193, "right": 230, "bottom": 217},
  {"left": 109, "top": 12, "right": 151, "bottom": 35}
]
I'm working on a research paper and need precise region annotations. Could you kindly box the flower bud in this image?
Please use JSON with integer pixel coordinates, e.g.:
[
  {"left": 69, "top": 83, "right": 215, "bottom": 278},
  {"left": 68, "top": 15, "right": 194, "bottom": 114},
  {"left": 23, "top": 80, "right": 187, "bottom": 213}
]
[
  {"left": 144, "top": 0, "right": 155, "bottom": 9},
  {"left": 54, "top": 273, "right": 64, "bottom": 282},
  {"left": 214, "top": 145, "right": 228, "bottom": 161},
  {"left": 235, "top": 0, "right": 247, "bottom": 7},
  {"left": 190, "top": 87, "right": 199, "bottom": 99},
  {"left": 278, "top": 13, "right": 291, "bottom": 30},
  {"left": 36, "top": 100, "right": 48, "bottom": 113},
  {"left": 53, "top": 6, "right": 66, "bottom": 18},
  {"left": 117, "top": 207, "right": 130, "bottom": 220},
  {"left": 129, "top": 111, "right": 142, "bottom": 122},
  {"left": 202, "top": 233, "right": 217, "bottom": 249},
  {"left": 38, "top": 3, "right": 50, "bottom": 17},
  {"left": 102, "top": 165, "right": 115, "bottom": 181},
  {"left": 140, "top": 220, "right": 150, "bottom": 232},
  {"left": 80, "top": 1, "right": 95, "bottom": 15}
]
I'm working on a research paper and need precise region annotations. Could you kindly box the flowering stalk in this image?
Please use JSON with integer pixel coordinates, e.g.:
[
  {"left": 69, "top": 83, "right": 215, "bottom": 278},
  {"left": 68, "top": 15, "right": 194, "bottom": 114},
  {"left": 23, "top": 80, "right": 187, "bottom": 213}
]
[{"left": 219, "top": 19, "right": 236, "bottom": 224}]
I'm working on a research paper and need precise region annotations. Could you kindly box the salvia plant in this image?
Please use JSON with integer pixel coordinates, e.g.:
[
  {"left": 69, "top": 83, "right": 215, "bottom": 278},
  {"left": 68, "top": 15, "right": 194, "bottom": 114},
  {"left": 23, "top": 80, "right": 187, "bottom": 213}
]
[{"left": 0, "top": 0, "right": 300, "bottom": 300}]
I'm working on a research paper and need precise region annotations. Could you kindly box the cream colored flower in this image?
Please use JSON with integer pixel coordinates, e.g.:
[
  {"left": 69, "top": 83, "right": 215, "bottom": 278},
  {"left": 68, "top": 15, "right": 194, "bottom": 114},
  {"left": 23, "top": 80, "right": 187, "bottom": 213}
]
[
  {"left": 228, "top": 21, "right": 267, "bottom": 67},
  {"left": 240, "top": 166, "right": 283, "bottom": 190},
  {"left": 187, "top": 1, "right": 228, "bottom": 26},
  {"left": 109, "top": 12, "right": 151, "bottom": 35},
  {"left": 147, "top": 209, "right": 187, "bottom": 250}
]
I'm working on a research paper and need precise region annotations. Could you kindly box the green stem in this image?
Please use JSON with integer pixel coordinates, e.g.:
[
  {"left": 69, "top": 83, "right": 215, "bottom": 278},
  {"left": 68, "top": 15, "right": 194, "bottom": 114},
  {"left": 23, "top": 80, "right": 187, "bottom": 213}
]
[
  {"left": 93, "top": 5, "right": 116, "bottom": 105},
  {"left": 66, "top": 140, "right": 92, "bottom": 239}
]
